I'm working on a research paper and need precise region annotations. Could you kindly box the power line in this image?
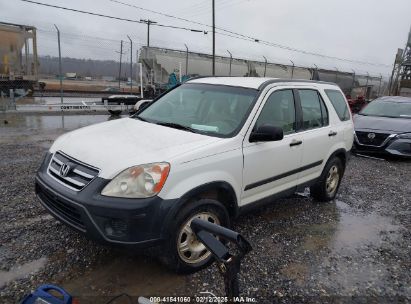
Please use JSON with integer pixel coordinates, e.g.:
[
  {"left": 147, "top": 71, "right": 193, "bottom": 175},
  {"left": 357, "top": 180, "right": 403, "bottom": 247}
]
[
  {"left": 19, "top": 0, "right": 207, "bottom": 33},
  {"left": 108, "top": 0, "right": 391, "bottom": 68},
  {"left": 20, "top": 0, "right": 391, "bottom": 68}
]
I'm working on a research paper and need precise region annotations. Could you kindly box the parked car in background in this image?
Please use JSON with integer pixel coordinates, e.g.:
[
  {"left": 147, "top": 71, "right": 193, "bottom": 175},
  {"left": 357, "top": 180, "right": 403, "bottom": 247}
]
[
  {"left": 353, "top": 96, "right": 411, "bottom": 158},
  {"left": 102, "top": 95, "right": 140, "bottom": 105},
  {"left": 35, "top": 77, "right": 353, "bottom": 273},
  {"left": 347, "top": 95, "right": 368, "bottom": 113}
]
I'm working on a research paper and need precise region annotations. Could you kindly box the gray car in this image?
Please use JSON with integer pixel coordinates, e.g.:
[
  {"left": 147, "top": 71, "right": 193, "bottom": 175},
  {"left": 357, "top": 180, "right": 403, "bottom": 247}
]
[{"left": 353, "top": 96, "right": 411, "bottom": 158}]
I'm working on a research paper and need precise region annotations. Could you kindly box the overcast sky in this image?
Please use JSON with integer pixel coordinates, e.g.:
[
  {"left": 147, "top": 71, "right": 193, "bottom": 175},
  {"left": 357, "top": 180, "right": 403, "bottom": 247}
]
[{"left": 1, "top": 0, "right": 410, "bottom": 77}]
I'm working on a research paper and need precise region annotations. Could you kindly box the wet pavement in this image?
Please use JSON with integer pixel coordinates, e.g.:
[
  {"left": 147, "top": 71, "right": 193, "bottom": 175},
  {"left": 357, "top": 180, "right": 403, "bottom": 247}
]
[{"left": 0, "top": 112, "right": 410, "bottom": 303}]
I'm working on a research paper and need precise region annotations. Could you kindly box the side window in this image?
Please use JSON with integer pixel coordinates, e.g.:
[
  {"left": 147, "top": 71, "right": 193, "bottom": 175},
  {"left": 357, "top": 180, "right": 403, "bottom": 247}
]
[
  {"left": 325, "top": 89, "right": 350, "bottom": 121},
  {"left": 255, "top": 90, "right": 296, "bottom": 134},
  {"left": 298, "top": 89, "right": 329, "bottom": 130}
]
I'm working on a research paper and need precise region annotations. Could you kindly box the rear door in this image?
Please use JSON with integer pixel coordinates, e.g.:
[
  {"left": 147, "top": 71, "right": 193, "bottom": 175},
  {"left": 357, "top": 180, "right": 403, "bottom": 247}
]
[
  {"left": 296, "top": 88, "right": 336, "bottom": 184},
  {"left": 323, "top": 88, "right": 354, "bottom": 151},
  {"left": 241, "top": 88, "right": 303, "bottom": 206}
]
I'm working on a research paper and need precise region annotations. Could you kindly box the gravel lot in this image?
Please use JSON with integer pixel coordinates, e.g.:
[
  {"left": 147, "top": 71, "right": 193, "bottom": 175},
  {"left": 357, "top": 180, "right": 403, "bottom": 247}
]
[{"left": 1, "top": 113, "right": 410, "bottom": 303}]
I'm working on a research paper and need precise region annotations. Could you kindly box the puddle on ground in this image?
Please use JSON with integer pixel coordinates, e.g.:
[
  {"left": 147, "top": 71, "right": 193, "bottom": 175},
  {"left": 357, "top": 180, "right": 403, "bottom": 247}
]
[
  {"left": 62, "top": 254, "right": 184, "bottom": 302},
  {"left": 332, "top": 204, "right": 401, "bottom": 252},
  {"left": 275, "top": 199, "right": 403, "bottom": 290},
  {"left": 0, "top": 257, "right": 48, "bottom": 288},
  {"left": 299, "top": 200, "right": 401, "bottom": 254}
]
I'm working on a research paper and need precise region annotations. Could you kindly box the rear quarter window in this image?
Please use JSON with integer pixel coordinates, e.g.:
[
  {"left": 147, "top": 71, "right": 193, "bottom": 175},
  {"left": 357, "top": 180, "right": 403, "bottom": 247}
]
[{"left": 325, "top": 89, "right": 350, "bottom": 121}]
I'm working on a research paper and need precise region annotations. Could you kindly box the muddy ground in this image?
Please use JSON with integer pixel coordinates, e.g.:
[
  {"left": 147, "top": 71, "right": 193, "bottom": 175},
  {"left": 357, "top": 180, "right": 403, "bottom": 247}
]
[{"left": 0, "top": 113, "right": 410, "bottom": 303}]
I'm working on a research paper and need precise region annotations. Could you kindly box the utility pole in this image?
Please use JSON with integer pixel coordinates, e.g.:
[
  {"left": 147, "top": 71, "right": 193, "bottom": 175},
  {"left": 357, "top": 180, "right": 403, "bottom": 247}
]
[
  {"left": 117, "top": 40, "right": 123, "bottom": 91},
  {"left": 227, "top": 50, "right": 232, "bottom": 76},
  {"left": 212, "top": 0, "right": 215, "bottom": 76},
  {"left": 54, "top": 24, "right": 63, "bottom": 104},
  {"left": 127, "top": 35, "right": 133, "bottom": 94},
  {"left": 185, "top": 44, "right": 189, "bottom": 76},
  {"left": 141, "top": 19, "right": 157, "bottom": 47}
]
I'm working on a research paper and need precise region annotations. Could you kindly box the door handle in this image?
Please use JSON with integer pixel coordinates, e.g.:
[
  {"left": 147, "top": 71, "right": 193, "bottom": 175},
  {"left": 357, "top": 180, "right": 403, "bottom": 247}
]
[
  {"left": 328, "top": 131, "right": 338, "bottom": 137},
  {"left": 290, "top": 139, "right": 302, "bottom": 147}
]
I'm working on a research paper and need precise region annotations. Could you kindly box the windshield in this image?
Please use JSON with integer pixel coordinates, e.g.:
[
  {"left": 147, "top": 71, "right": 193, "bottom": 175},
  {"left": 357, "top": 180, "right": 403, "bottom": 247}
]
[
  {"left": 359, "top": 100, "right": 411, "bottom": 119},
  {"left": 136, "top": 83, "right": 258, "bottom": 137}
]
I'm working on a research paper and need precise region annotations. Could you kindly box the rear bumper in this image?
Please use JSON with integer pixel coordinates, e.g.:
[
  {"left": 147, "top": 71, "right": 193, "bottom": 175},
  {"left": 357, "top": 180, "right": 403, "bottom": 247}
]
[{"left": 35, "top": 153, "right": 177, "bottom": 247}]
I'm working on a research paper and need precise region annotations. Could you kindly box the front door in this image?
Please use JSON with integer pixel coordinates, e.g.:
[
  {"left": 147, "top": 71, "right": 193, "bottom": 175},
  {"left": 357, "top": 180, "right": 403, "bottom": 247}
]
[{"left": 241, "top": 88, "right": 303, "bottom": 206}]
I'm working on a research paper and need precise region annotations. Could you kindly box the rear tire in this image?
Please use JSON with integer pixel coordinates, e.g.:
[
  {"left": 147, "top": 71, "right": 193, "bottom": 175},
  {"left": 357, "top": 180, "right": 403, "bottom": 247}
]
[
  {"left": 310, "top": 157, "right": 344, "bottom": 202},
  {"left": 160, "top": 199, "right": 230, "bottom": 274}
]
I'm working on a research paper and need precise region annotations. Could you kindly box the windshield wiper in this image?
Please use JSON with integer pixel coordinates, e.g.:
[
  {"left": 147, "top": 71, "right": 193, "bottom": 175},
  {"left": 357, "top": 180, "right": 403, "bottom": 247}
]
[{"left": 156, "top": 122, "right": 197, "bottom": 133}]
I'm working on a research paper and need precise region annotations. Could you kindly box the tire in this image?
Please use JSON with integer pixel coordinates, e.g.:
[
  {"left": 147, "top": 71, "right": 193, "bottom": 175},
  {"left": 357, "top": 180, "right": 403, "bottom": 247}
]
[
  {"left": 160, "top": 199, "right": 230, "bottom": 273},
  {"left": 310, "top": 157, "right": 344, "bottom": 202}
]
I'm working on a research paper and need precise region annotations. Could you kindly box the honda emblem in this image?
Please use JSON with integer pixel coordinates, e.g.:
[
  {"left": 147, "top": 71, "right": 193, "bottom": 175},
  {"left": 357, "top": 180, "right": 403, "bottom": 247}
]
[{"left": 59, "top": 163, "right": 71, "bottom": 177}]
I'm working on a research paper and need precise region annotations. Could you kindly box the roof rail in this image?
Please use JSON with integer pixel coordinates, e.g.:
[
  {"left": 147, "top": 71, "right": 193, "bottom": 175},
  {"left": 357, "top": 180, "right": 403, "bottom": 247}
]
[{"left": 258, "top": 79, "right": 337, "bottom": 90}]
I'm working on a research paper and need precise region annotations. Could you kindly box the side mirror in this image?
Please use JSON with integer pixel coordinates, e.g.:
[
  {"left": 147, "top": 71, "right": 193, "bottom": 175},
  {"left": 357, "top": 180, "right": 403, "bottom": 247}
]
[{"left": 249, "top": 124, "right": 284, "bottom": 142}]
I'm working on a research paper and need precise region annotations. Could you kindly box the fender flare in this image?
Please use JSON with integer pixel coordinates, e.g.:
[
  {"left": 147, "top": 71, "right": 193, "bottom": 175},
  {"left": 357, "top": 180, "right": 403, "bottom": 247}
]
[
  {"left": 161, "top": 181, "right": 238, "bottom": 236},
  {"left": 325, "top": 148, "right": 348, "bottom": 173}
]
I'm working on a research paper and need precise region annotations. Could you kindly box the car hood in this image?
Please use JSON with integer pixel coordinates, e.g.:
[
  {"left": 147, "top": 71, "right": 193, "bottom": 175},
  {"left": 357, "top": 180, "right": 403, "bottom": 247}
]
[
  {"left": 49, "top": 117, "right": 222, "bottom": 179},
  {"left": 354, "top": 114, "right": 411, "bottom": 133}
]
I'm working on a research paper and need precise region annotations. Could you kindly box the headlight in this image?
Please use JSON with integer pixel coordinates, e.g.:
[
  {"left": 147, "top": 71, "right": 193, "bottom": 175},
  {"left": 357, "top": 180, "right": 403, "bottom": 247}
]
[
  {"left": 101, "top": 163, "right": 170, "bottom": 198},
  {"left": 397, "top": 133, "right": 411, "bottom": 140}
]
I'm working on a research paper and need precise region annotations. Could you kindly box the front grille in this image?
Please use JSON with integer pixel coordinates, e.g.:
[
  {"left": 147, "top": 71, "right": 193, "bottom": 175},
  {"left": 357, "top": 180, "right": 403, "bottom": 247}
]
[
  {"left": 36, "top": 183, "right": 86, "bottom": 231},
  {"left": 356, "top": 131, "right": 390, "bottom": 147},
  {"left": 47, "top": 151, "right": 99, "bottom": 191}
]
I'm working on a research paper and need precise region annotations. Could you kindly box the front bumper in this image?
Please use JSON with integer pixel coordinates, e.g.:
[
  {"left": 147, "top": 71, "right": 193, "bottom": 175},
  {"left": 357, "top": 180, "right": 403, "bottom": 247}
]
[
  {"left": 35, "top": 153, "right": 177, "bottom": 246},
  {"left": 353, "top": 133, "right": 411, "bottom": 158}
]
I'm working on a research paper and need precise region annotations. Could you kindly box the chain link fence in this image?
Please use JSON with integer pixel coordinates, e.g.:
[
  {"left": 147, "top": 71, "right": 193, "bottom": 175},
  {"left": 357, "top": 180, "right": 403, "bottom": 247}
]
[{"left": 1, "top": 21, "right": 388, "bottom": 112}]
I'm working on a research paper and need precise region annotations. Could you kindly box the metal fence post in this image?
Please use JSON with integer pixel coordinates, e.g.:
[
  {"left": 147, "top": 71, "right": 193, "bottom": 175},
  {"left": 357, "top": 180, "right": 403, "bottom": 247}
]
[
  {"left": 290, "top": 60, "right": 295, "bottom": 79},
  {"left": 334, "top": 67, "right": 339, "bottom": 83},
  {"left": 127, "top": 36, "right": 133, "bottom": 94},
  {"left": 351, "top": 69, "right": 356, "bottom": 94},
  {"left": 185, "top": 44, "right": 189, "bottom": 76},
  {"left": 311, "top": 64, "right": 318, "bottom": 80},
  {"left": 227, "top": 50, "right": 232, "bottom": 76},
  {"left": 117, "top": 40, "right": 123, "bottom": 91},
  {"left": 139, "top": 62, "right": 144, "bottom": 99},
  {"left": 263, "top": 56, "right": 267, "bottom": 77},
  {"left": 377, "top": 74, "right": 383, "bottom": 97},
  {"left": 365, "top": 72, "right": 369, "bottom": 98},
  {"left": 54, "top": 24, "right": 63, "bottom": 104}
]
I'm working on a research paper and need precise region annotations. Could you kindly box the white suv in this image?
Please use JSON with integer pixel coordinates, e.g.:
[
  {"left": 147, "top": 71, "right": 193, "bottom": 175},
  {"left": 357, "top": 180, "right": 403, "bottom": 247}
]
[{"left": 35, "top": 77, "right": 354, "bottom": 272}]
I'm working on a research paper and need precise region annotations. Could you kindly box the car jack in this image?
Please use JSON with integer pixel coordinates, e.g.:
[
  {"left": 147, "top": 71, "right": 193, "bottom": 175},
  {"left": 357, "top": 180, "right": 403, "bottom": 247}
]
[{"left": 191, "top": 218, "right": 252, "bottom": 301}]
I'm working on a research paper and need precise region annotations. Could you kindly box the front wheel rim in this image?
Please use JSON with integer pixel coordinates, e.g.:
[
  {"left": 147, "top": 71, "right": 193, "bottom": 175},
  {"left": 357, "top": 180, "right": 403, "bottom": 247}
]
[
  {"left": 325, "top": 165, "right": 340, "bottom": 196},
  {"left": 177, "top": 212, "right": 220, "bottom": 264}
]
